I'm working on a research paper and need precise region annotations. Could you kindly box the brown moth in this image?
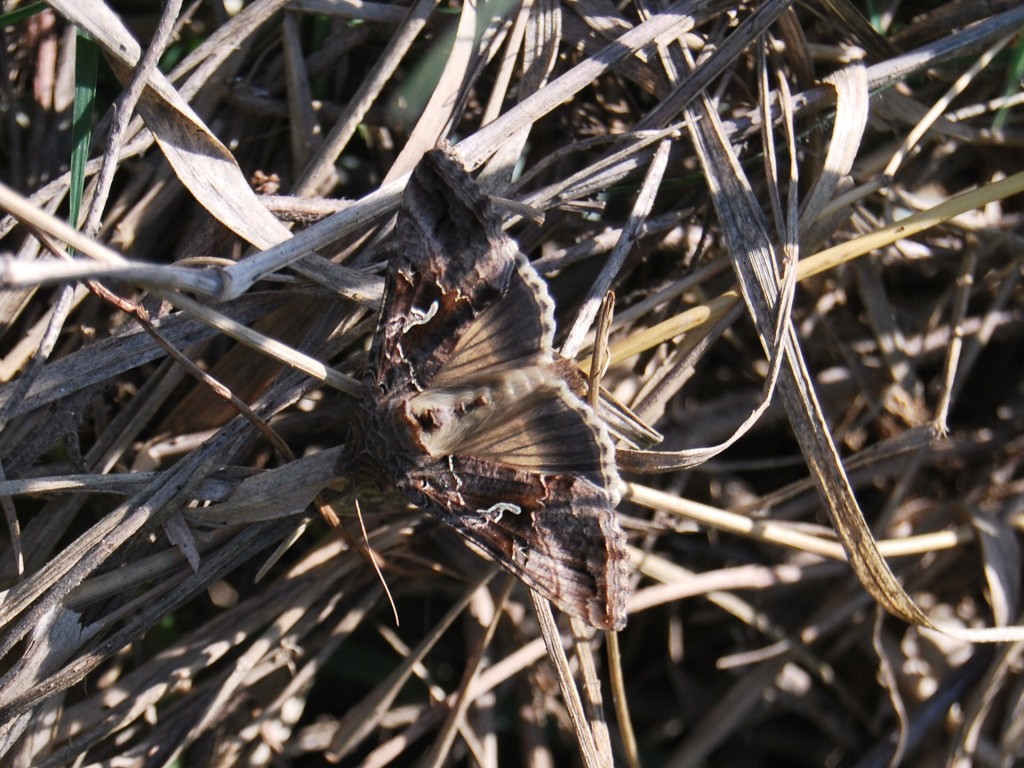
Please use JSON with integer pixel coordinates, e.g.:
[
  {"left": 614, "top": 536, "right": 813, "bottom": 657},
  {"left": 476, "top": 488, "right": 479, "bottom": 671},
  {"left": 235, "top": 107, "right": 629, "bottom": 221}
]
[{"left": 348, "top": 144, "right": 629, "bottom": 630}]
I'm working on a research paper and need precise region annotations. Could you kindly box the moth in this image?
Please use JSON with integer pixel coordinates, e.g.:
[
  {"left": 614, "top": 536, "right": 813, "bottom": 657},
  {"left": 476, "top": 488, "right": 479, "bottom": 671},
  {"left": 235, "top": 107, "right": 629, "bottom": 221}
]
[{"left": 348, "top": 144, "right": 629, "bottom": 630}]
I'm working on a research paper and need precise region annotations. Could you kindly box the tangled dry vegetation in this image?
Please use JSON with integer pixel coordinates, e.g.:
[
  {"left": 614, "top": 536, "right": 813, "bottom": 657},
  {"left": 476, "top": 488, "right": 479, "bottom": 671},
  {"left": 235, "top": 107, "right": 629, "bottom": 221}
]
[{"left": 0, "top": 0, "right": 1023, "bottom": 765}]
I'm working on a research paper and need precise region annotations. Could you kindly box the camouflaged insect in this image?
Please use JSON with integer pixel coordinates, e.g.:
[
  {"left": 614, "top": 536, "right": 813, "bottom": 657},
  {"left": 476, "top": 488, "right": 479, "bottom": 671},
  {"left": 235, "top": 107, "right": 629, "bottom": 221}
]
[{"left": 347, "top": 144, "right": 629, "bottom": 630}]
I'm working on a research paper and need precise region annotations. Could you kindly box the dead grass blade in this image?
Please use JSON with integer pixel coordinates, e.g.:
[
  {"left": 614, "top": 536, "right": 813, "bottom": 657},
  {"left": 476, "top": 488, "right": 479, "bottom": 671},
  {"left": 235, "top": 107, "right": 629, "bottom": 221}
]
[
  {"left": 532, "top": 594, "right": 611, "bottom": 768},
  {"left": 326, "top": 568, "right": 496, "bottom": 762},
  {"left": 683, "top": 51, "right": 1024, "bottom": 641}
]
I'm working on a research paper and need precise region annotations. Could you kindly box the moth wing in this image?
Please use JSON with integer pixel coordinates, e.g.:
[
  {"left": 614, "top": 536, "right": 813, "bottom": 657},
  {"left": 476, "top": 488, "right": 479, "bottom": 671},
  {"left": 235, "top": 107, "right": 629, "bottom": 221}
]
[
  {"left": 413, "top": 456, "right": 629, "bottom": 630},
  {"left": 367, "top": 147, "right": 514, "bottom": 397},
  {"left": 430, "top": 253, "right": 556, "bottom": 386},
  {"left": 452, "top": 381, "right": 620, "bottom": 503}
]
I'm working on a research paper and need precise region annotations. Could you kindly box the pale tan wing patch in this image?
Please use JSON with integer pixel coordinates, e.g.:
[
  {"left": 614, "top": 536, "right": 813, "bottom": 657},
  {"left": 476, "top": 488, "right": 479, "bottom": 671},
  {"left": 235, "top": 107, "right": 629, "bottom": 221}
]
[
  {"left": 453, "top": 380, "right": 619, "bottom": 500},
  {"left": 408, "top": 366, "right": 551, "bottom": 457}
]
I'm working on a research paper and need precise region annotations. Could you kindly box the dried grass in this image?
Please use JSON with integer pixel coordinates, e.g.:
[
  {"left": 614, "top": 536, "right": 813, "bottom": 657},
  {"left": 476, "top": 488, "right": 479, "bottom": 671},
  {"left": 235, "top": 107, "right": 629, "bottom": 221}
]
[{"left": 1, "top": 0, "right": 1023, "bottom": 765}]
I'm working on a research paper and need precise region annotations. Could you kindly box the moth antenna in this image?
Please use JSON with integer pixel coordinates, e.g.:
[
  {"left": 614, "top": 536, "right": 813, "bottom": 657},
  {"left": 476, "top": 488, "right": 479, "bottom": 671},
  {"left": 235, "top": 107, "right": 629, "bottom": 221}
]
[{"left": 355, "top": 497, "right": 400, "bottom": 626}]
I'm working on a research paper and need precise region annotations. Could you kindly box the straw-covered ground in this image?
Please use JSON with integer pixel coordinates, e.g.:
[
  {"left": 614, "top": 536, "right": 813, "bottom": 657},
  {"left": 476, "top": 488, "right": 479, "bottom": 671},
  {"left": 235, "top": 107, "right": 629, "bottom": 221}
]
[{"left": 0, "top": 0, "right": 1022, "bottom": 765}]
